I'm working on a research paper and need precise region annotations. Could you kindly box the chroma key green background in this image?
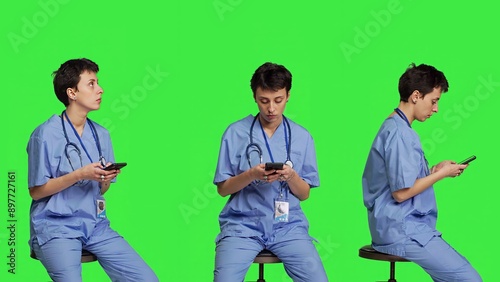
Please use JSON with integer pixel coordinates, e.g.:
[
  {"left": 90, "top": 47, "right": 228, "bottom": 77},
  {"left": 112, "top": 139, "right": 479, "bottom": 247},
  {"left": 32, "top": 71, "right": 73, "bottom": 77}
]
[{"left": 1, "top": 0, "right": 498, "bottom": 281}]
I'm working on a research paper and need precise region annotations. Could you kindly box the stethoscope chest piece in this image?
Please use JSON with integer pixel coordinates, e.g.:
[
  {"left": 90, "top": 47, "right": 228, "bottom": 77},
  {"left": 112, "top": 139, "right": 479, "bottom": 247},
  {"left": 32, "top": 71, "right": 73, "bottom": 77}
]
[{"left": 247, "top": 113, "right": 293, "bottom": 168}]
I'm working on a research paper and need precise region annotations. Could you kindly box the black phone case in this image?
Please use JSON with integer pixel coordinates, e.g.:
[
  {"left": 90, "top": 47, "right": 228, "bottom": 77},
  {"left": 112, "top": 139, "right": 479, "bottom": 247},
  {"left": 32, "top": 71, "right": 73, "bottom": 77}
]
[
  {"left": 104, "top": 162, "right": 127, "bottom": 171},
  {"left": 458, "top": 156, "right": 476, "bottom": 165},
  {"left": 265, "top": 162, "right": 283, "bottom": 170}
]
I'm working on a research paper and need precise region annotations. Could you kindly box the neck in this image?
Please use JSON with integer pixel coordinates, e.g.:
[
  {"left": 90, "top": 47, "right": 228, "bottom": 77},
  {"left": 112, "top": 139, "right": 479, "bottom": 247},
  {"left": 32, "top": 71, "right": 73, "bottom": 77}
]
[
  {"left": 65, "top": 105, "right": 88, "bottom": 128},
  {"left": 258, "top": 114, "right": 282, "bottom": 137},
  {"left": 395, "top": 102, "right": 414, "bottom": 125}
]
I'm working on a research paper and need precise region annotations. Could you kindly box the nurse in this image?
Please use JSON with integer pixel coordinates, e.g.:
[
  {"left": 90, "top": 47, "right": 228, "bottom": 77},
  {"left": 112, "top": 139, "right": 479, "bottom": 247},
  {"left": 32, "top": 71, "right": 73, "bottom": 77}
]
[
  {"left": 213, "top": 62, "right": 328, "bottom": 282},
  {"left": 362, "top": 63, "right": 482, "bottom": 281},
  {"left": 27, "top": 58, "right": 158, "bottom": 282}
]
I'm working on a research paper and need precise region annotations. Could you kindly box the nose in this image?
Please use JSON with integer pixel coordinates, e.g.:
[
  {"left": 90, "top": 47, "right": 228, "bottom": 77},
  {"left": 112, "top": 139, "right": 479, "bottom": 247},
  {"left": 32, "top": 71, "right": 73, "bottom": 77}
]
[
  {"left": 268, "top": 102, "right": 276, "bottom": 113},
  {"left": 97, "top": 84, "right": 104, "bottom": 94},
  {"left": 433, "top": 103, "right": 438, "bottom": 113}
]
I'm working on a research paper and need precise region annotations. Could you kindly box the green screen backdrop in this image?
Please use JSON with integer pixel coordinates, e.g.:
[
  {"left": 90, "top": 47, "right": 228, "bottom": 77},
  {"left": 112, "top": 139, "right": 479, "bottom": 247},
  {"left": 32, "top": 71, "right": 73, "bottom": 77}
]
[{"left": 1, "top": 0, "right": 498, "bottom": 281}]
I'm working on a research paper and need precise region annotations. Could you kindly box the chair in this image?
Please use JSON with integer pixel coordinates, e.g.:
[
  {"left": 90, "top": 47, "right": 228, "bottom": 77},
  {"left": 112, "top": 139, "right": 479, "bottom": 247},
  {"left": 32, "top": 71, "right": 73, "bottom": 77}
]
[
  {"left": 359, "top": 245, "right": 409, "bottom": 282},
  {"left": 30, "top": 249, "right": 98, "bottom": 263},
  {"left": 253, "top": 249, "right": 282, "bottom": 282}
]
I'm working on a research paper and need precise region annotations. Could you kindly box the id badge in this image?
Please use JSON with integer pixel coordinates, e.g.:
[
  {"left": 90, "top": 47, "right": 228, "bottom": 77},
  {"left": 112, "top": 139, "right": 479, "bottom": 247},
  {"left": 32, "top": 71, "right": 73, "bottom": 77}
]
[
  {"left": 97, "top": 199, "right": 106, "bottom": 218},
  {"left": 274, "top": 200, "right": 289, "bottom": 222}
]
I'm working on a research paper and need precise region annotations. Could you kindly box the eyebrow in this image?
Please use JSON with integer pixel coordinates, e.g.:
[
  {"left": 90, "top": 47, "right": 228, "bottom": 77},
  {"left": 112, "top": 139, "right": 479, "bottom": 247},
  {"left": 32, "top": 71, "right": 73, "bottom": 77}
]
[{"left": 259, "top": 96, "right": 284, "bottom": 100}]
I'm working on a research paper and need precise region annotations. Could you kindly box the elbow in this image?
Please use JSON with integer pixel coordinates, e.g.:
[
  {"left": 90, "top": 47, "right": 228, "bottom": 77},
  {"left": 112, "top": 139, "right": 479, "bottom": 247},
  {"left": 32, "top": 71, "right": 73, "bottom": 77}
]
[
  {"left": 299, "top": 195, "right": 309, "bottom": 202},
  {"left": 29, "top": 188, "right": 41, "bottom": 201},
  {"left": 216, "top": 185, "right": 229, "bottom": 197},
  {"left": 298, "top": 190, "right": 310, "bottom": 201},
  {"left": 300, "top": 194, "right": 310, "bottom": 201},
  {"left": 391, "top": 191, "right": 407, "bottom": 203},
  {"left": 393, "top": 195, "right": 405, "bottom": 203},
  {"left": 217, "top": 190, "right": 229, "bottom": 197}
]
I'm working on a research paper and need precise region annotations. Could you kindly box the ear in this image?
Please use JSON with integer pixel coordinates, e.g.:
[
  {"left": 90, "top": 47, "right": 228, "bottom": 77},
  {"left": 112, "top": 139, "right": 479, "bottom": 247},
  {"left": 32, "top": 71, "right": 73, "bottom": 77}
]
[
  {"left": 286, "top": 91, "right": 290, "bottom": 101},
  {"left": 411, "top": 90, "right": 420, "bottom": 103},
  {"left": 66, "top": 88, "right": 76, "bottom": 101}
]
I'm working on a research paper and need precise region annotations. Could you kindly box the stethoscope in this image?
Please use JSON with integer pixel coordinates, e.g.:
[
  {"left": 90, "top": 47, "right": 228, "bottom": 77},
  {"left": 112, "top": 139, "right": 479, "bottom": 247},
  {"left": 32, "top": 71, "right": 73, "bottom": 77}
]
[
  {"left": 394, "top": 108, "right": 430, "bottom": 174},
  {"left": 245, "top": 113, "right": 293, "bottom": 169},
  {"left": 394, "top": 108, "right": 411, "bottom": 128},
  {"left": 61, "top": 110, "right": 106, "bottom": 174}
]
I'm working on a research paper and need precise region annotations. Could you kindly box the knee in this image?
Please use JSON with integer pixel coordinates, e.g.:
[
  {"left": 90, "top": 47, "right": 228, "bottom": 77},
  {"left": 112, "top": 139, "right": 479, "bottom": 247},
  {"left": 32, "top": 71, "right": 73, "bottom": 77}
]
[
  {"left": 457, "top": 270, "right": 482, "bottom": 282},
  {"left": 214, "top": 267, "right": 247, "bottom": 282},
  {"left": 145, "top": 274, "right": 159, "bottom": 282},
  {"left": 436, "top": 265, "right": 482, "bottom": 282},
  {"left": 283, "top": 256, "right": 327, "bottom": 282},
  {"left": 138, "top": 269, "right": 159, "bottom": 282}
]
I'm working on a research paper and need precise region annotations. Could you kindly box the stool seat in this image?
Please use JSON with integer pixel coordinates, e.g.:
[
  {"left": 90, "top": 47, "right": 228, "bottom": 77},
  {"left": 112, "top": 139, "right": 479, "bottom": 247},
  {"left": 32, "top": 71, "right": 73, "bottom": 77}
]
[
  {"left": 254, "top": 249, "right": 282, "bottom": 264},
  {"left": 359, "top": 245, "right": 408, "bottom": 262},
  {"left": 30, "top": 249, "right": 97, "bottom": 263},
  {"left": 253, "top": 249, "right": 282, "bottom": 282},
  {"left": 359, "top": 245, "right": 409, "bottom": 282}
]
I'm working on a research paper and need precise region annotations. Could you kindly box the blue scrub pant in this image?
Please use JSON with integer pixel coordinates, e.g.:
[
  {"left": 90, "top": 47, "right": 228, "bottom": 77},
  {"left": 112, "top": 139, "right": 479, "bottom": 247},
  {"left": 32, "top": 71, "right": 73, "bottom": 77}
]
[
  {"left": 214, "top": 236, "right": 328, "bottom": 282},
  {"left": 32, "top": 227, "right": 158, "bottom": 282},
  {"left": 404, "top": 236, "right": 482, "bottom": 282}
]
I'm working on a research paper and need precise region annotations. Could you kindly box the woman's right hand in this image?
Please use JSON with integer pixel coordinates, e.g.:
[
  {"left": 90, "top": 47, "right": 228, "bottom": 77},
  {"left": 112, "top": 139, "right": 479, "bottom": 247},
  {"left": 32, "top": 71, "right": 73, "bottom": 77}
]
[
  {"left": 78, "top": 162, "right": 117, "bottom": 182},
  {"left": 250, "top": 164, "right": 284, "bottom": 183},
  {"left": 434, "top": 161, "right": 468, "bottom": 178},
  {"left": 249, "top": 163, "right": 267, "bottom": 181}
]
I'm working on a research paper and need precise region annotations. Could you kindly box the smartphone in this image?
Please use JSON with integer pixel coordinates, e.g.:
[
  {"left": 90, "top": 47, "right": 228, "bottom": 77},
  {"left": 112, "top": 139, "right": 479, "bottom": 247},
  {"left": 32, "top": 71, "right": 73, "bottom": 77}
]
[
  {"left": 265, "top": 162, "right": 284, "bottom": 171},
  {"left": 103, "top": 162, "right": 127, "bottom": 171},
  {"left": 458, "top": 156, "right": 476, "bottom": 165}
]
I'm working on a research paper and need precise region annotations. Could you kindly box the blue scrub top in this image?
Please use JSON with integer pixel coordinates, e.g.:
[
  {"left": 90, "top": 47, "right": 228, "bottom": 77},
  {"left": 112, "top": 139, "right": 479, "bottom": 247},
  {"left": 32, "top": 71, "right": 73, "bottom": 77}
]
[
  {"left": 27, "top": 114, "right": 115, "bottom": 247},
  {"left": 214, "top": 115, "right": 320, "bottom": 243},
  {"left": 362, "top": 115, "right": 440, "bottom": 256}
]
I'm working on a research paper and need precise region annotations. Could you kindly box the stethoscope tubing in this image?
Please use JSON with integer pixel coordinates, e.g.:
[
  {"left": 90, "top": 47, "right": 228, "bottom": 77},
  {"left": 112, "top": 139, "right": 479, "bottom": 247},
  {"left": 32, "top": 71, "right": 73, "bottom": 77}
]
[
  {"left": 246, "top": 113, "right": 292, "bottom": 168},
  {"left": 60, "top": 110, "right": 103, "bottom": 166}
]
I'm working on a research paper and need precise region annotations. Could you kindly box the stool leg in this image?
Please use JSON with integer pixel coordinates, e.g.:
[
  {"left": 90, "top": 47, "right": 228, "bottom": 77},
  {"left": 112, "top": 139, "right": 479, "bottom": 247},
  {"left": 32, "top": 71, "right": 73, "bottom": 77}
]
[
  {"left": 257, "top": 263, "right": 265, "bottom": 282},
  {"left": 388, "top": 261, "right": 396, "bottom": 282}
]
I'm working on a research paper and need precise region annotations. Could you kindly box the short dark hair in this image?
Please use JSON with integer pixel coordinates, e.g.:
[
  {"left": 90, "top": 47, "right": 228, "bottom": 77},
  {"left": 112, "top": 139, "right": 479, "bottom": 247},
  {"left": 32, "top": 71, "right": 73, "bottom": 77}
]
[
  {"left": 250, "top": 62, "right": 292, "bottom": 96},
  {"left": 53, "top": 58, "right": 99, "bottom": 106},
  {"left": 398, "top": 63, "right": 449, "bottom": 102}
]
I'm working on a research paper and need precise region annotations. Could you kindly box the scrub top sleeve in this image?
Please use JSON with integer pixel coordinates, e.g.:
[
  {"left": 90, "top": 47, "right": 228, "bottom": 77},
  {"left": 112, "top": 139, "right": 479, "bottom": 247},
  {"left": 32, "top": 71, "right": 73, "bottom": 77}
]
[
  {"left": 299, "top": 135, "right": 320, "bottom": 188},
  {"left": 27, "top": 135, "right": 51, "bottom": 188},
  {"left": 384, "top": 128, "right": 420, "bottom": 192},
  {"left": 213, "top": 137, "right": 235, "bottom": 185}
]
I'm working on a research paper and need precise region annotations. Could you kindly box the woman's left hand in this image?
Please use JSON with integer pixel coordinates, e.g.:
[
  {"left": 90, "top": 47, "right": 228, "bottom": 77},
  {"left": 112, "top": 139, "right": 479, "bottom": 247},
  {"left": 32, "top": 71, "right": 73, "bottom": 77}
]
[
  {"left": 98, "top": 162, "right": 120, "bottom": 182},
  {"left": 272, "top": 164, "right": 296, "bottom": 182}
]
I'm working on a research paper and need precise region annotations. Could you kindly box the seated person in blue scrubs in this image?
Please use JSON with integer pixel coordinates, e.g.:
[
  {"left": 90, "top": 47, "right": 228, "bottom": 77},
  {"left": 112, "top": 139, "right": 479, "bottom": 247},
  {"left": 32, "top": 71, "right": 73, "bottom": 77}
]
[
  {"left": 27, "top": 58, "right": 158, "bottom": 282},
  {"left": 362, "top": 63, "right": 482, "bottom": 282},
  {"left": 213, "top": 62, "right": 328, "bottom": 282}
]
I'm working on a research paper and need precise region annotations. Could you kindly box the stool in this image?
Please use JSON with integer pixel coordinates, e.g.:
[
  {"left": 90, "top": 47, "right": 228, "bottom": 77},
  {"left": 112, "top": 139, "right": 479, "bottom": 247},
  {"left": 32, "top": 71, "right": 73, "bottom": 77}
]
[
  {"left": 31, "top": 249, "right": 98, "bottom": 263},
  {"left": 359, "top": 245, "right": 409, "bottom": 282},
  {"left": 253, "top": 249, "right": 282, "bottom": 282}
]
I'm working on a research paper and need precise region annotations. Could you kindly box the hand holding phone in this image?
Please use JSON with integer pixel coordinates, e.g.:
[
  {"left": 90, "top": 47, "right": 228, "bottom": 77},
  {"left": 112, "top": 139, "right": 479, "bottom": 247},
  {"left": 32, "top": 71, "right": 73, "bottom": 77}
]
[
  {"left": 458, "top": 156, "right": 476, "bottom": 165},
  {"left": 265, "top": 162, "right": 283, "bottom": 171},
  {"left": 103, "top": 162, "right": 127, "bottom": 171}
]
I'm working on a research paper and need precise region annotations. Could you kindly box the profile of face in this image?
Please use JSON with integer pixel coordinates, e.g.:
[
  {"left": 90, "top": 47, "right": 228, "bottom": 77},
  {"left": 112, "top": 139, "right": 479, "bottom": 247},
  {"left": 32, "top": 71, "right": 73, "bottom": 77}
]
[
  {"left": 413, "top": 87, "right": 442, "bottom": 122},
  {"left": 255, "top": 87, "right": 289, "bottom": 125},
  {"left": 67, "top": 71, "right": 104, "bottom": 112}
]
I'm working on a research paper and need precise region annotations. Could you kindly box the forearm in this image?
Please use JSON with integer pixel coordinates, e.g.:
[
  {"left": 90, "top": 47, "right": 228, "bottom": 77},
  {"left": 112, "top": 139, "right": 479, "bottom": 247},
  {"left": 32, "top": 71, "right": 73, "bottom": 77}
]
[
  {"left": 286, "top": 172, "right": 310, "bottom": 201},
  {"left": 217, "top": 170, "right": 254, "bottom": 197},
  {"left": 392, "top": 170, "right": 445, "bottom": 202},
  {"left": 29, "top": 170, "right": 83, "bottom": 201},
  {"left": 100, "top": 181, "right": 111, "bottom": 194}
]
